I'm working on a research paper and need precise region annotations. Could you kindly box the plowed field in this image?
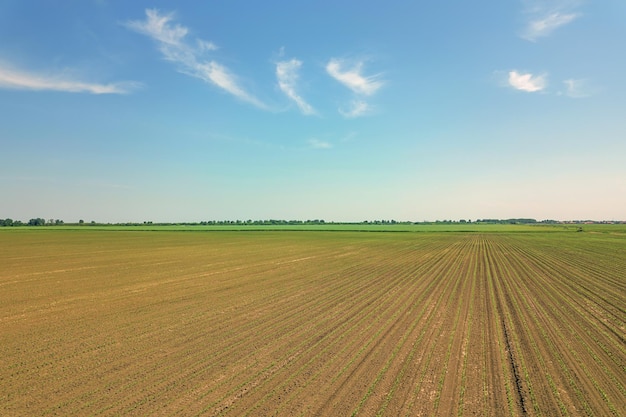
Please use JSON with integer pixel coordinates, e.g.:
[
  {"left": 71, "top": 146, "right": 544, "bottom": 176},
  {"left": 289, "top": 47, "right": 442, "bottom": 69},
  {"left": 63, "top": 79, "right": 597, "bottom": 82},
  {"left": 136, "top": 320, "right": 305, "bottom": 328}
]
[{"left": 1, "top": 229, "right": 624, "bottom": 416}]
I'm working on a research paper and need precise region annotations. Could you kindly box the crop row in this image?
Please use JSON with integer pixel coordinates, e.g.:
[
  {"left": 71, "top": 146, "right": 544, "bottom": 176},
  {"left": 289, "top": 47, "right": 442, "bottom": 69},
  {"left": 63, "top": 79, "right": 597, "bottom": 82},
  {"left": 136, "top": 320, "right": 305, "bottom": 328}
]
[{"left": 1, "top": 230, "right": 624, "bottom": 416}]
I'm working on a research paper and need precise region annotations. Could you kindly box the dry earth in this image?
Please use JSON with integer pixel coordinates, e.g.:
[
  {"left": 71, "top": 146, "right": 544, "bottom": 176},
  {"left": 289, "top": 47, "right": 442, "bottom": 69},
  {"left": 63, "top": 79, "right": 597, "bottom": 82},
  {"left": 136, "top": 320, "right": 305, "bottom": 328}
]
[{"left": 1, "top": 230, "right": 624, "bottom": 416}]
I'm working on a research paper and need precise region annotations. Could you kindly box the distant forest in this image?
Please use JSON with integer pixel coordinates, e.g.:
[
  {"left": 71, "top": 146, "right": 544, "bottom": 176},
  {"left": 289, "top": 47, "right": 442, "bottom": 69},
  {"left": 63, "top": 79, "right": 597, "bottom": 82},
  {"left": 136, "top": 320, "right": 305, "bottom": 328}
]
[{"left": 2, "top": 217, "right": 621, "bottom": 227}]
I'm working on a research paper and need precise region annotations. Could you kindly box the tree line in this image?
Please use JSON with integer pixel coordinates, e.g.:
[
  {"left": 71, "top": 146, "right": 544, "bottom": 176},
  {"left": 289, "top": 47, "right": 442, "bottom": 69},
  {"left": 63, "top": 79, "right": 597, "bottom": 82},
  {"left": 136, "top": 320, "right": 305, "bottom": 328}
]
[
  {"left": 0, "top": 218, "right": 414, "bottom": 227},
  {"left": 2, "top": 218, "right": 620, "bottom": 227},
  {"left": 0, "top": 218, "right": 546, "bottom": 227},
  {"left": 1, "top": 218, "right": 64, "bottom": 227}
]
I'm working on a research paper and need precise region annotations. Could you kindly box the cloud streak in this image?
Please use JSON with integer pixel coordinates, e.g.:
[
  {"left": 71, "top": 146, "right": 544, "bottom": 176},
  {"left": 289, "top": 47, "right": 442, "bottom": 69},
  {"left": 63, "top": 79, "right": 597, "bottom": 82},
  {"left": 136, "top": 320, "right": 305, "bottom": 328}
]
[
  {"left": 276, "top": 59, "right": 315, "bottom": 115},
  {"left": 520, "top": 1, "right": 581, "bottom": 41},
  {"left": 0, "top": 65, "right": 137, "bottom": 94},
  {"left": 523, "top": 12, "right": 579, "bottom": 41},
  {"left": 126, "top": 9, "right": 266, "bottom": 108},
  {"left": 508, "top": 70, "right": 547, "bottom": 92},
  {"left": 326, "top": 58, "right": 383, "bottom": 118},
  {"left": 326, "top": 58, "right": 383, "bottom": 95}
]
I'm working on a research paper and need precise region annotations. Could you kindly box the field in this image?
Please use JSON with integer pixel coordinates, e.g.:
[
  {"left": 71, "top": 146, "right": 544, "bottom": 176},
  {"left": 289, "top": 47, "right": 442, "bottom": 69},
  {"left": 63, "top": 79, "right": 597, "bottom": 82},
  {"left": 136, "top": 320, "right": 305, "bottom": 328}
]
[{"left": 1, "top": 227, "right": 624, "bottom": 416}]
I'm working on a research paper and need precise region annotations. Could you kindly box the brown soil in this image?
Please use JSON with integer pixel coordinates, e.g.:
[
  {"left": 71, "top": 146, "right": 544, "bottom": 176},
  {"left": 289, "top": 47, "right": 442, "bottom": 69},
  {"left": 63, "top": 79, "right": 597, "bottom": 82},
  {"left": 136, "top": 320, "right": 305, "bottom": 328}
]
[{"left": 1, "top": 230, "right": 624, "bottom": 416}]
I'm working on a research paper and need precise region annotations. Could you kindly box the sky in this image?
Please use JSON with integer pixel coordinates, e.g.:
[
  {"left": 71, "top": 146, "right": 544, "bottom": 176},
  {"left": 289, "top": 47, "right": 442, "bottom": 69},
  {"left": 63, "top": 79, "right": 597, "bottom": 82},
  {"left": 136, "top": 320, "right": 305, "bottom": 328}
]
[{"left": 1, "top": 0, "right": 625, "bottom": 223}]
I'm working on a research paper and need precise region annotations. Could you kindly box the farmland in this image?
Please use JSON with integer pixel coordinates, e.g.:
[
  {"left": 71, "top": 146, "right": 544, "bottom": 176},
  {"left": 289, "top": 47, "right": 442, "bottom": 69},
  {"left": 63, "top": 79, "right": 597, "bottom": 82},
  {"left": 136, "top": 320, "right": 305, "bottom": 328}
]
[{"left": 1, "top": 227, "right": 624, "bottom": 416}]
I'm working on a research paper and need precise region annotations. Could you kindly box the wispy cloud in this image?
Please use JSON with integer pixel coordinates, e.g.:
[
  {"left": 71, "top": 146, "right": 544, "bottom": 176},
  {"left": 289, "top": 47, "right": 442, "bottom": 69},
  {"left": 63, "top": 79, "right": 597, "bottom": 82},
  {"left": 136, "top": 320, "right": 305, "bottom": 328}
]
[
  {"left": 523, "top": 12, "right": 579, "bottom": 41},
  {"left": 339, "top": 100, "right": 371, "bottom": 118},
  {"left": 0, "top": 65, "right": 138, "bottom": 94},
  {"left": 326, "top": 58, "right": 384, "bottom": 118},
  {"left": 202, "top": 61, "right": 265, "bottom": 106},
  {"left": 326, "top": 58, "right": 383, "bottom": 95},
  {"left": 563, "top": 78, "right": 592, "bottom": 98},
  {"left": 307, "top": 138, "right": 332, "bottom": 149},
  {"left": 508, "top": 70, "right": 547, "bottom": 92},
  {"left": 520, "top": 1, "right": 581, "bottom": 41},
  {"left": 126, "top": 9, "right": 266, "bottom": 108},
  {"left": 276, "top": 59, "right": 315, "bottom": 115}
]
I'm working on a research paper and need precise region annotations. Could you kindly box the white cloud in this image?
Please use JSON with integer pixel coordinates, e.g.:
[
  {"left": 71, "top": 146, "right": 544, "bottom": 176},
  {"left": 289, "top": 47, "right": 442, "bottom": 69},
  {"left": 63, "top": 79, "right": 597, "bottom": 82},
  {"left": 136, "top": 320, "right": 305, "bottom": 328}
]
[
  {"left": 200, "top": 61, "right": 264, "bottom": 106},
  {"left": 508, "top": 70, "right": 547, "bottom": 92},
  {"left": 326, "top": 58, "right": 383, "bottom": 95},
  {"left": 339, "top": 100, "right": 371, "bottom": 118},
  {"left": 326, "top": 58, "right": 384, "bottom": 118},
  {"left": 523, "top": 12, "right": 579, "bottom": 41},
  {"left": 520, "top": 1, "right": 581, "bottom": 41},
  {"left": 276, "top": 59, "right": 316, "bottom": 115},
  {"left": 308, "top": 138, "right": 332, "bottom": 149},
  {"left": 126, "top": 9, "right": 266, "bottom": 108},
  {"left": 126, "top": 9, "right": 187, "bottom": 46},
  {"left": 0, "top": 65, "right": 138, "bottom": 94}
]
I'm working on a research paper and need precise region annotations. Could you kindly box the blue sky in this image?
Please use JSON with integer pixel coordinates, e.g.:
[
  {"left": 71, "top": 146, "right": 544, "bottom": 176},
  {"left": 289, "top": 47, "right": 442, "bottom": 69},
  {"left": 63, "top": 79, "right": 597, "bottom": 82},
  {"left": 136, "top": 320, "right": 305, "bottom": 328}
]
[{"left": 1, "top": 0, "right": 625, "bottom": 222}]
